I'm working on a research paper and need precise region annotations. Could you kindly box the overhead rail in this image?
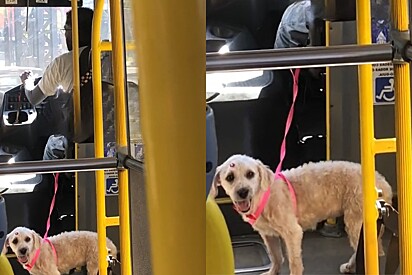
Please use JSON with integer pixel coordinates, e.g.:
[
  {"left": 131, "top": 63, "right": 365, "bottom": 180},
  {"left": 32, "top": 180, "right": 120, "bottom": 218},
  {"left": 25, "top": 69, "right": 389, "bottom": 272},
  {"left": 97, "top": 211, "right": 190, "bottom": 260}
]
[
  {"left": 0, "top": 0, "right": 78, "bottom": 7},
  {"left": 0, "top": 158, "right": 118, "bottom": 175},
  {"left": 117, "top": 153, "right": 144, "bottom": 172},
  {"left": 206, "top": 43, "right": 393, "bottom": 72}
]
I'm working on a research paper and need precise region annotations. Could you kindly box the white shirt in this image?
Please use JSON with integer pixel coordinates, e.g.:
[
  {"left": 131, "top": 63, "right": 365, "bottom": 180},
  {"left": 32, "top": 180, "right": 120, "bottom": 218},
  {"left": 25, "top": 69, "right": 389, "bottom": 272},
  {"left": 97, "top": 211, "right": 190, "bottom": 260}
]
[{"left": 37, "top": 46, "right": 88, "bottom": 96}]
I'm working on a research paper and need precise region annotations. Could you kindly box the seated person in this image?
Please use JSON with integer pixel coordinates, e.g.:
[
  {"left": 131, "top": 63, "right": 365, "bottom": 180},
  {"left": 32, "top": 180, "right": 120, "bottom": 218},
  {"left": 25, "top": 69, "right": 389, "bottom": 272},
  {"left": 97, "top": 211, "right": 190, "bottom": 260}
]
[
  {"left": 20, "top": 7, "right": 94, "bottom": 106},
  {"left": 21, "top": 7, "right": 114, "bottom": 156},
  {"left": 274, "top": 0, "right": 322, "bottom": 49}
]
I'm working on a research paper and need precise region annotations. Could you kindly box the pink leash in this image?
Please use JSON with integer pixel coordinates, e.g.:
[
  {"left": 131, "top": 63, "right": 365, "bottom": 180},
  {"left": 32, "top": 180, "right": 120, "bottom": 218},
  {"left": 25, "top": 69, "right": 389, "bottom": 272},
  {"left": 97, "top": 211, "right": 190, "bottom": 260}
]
[
  {"left": 25, "top": 173, "right": 59, "bottom": 271},
  {"left": 246, "top": 69, "right": 300, "bottom": 225}
]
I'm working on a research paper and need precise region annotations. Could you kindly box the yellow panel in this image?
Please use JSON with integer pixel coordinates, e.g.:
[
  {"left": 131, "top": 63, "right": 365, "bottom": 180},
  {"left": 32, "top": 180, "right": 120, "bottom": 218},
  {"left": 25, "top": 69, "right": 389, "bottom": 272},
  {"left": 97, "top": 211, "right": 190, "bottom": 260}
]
[
  {"left": 206, "top": 198, "right": 234, "bottom": 275},
  {"left": 0, "top": 255, "right": 13, "bottom": 275},
  {"left": 131, "top": 0, "right": 206, "bottom": 273}
]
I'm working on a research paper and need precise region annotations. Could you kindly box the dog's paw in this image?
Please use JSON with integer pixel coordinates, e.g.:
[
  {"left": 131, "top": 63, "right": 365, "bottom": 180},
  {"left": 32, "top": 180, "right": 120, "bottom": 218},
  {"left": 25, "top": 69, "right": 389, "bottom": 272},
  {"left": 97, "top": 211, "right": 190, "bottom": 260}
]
[
  {"left": 339, "top": 263, "right": 355, "bottom": 274},
  {"left": 260, "top": 268, "right": 280, "bottom": 275}
]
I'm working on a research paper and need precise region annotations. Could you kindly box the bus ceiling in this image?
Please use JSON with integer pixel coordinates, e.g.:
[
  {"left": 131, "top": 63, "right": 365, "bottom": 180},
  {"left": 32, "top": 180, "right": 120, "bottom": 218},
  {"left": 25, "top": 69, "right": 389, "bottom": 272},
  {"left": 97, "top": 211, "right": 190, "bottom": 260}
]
[{"left": 0, "top": 0, "right": 82, "bottom": 8}]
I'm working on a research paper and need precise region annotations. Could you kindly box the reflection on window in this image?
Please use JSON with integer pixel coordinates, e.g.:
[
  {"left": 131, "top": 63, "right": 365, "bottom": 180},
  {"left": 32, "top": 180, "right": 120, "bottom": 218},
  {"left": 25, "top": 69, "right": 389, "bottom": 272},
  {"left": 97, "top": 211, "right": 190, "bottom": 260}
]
[
  {"left": 0, "top": 7, "right": 69, "bottom": 69},
  {"left": 123, "top": 0, "right": 142, "bottom": 161},
  {"left": 206, "top": 70, "right": 272, "bottom": 102}
]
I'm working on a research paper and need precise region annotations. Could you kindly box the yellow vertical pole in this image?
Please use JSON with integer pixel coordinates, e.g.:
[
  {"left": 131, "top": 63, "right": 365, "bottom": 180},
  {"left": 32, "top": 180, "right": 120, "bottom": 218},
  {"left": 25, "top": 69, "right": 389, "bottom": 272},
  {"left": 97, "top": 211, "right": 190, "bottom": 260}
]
[
  {"left": 132, "top": 0, "right": 206, "bottom": 274},
  {"left": 392, "top": 0, "right": 412, "bottom": 273},
  {"left": 325, "top": 20, "right": 330, "bottom": 161},
  {"left": 108, "top": 0, "right": 132, "bottom": 274},
  {"left": 70, "top": 0, "right": 81, "bottom": 137},
  {"left": 324, "top": 20, "right": 337, "bottom": 227},
  {"left": 356, "top": 0, "right": 379, "bottom": 274},
  {"left": 91, "top": 0, "right": 108, "bottom": 274},
  {"left": 70, "top": 0, "right": 81, "bottom": 232}
]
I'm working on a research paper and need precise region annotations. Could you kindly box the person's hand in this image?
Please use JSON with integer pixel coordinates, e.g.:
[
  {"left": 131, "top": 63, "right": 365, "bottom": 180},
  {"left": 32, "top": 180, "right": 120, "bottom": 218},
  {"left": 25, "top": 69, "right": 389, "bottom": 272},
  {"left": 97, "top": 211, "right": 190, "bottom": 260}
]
[{"left": 20, "top": 70, "right": 33, "bottom": 84}]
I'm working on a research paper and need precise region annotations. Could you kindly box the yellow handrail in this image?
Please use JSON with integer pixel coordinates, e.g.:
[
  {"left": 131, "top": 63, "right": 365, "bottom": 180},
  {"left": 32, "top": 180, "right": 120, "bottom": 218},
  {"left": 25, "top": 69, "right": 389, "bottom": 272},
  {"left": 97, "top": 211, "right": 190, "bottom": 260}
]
[
  {"left": 70, "top": 0, "right": 81, "bottom": 138},
  {"left": 70, "top": 0, "right": 81, "bottom": 232},
  {"left": 101, "top": 41, "right": 135, "bottom": 52},
  {"left": 325, "top": 20, "right": 330, "bottom": 161},
  {"left": 356, "top": 0, "right": 379, "bottom": 274},
  {"left": 108, "top": 0, "right": 132, "bottom": 274},
  {"left": 91, "top": 1, "right": 109, "bottom": 274},
  {"left": 391, "top": 0, "right": 412, "bottom": 273},
  {"left": 132, "top": 0, "right": 206, "bottom": 273}
]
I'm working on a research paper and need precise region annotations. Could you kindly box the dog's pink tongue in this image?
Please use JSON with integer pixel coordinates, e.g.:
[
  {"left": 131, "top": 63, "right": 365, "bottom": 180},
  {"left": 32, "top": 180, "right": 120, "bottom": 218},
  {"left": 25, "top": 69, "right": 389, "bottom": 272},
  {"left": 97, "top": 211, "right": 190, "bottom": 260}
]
[
  {"left": 236, "top": 201, "right": 250, "bottom": 212},
  {"left": 18, "top": 255, "right": 28, "bottom": 263}
]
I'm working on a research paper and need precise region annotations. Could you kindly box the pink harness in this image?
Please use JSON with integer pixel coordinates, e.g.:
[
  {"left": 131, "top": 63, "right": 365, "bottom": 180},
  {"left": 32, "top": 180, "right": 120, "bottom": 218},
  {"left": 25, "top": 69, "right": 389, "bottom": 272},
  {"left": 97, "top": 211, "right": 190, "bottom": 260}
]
[
  {"left": 24, "top": 238, "right": 57, "bottom": 271},
  {"left": 24, "top": 173, "right": 59, "bottom": 271},
  {"left": 243, "top": 69, "right": 300, "bottom": 225}
]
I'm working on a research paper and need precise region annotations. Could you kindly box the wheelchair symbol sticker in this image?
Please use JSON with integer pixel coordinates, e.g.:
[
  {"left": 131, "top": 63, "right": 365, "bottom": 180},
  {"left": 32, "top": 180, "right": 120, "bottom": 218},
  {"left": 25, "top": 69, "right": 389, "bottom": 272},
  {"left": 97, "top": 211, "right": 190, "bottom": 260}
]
[
  {"left": 375, "top": 77, "right": 395, "bottom": 104},
  {"left": 106, "top": 178, "right": 119, "bottom": 195}
]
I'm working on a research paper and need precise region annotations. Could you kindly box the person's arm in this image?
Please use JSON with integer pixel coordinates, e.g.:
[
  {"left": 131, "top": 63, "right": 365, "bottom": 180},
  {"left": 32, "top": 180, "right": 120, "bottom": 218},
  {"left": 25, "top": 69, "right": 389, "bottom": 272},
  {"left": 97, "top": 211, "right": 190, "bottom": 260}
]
[
  {"left": 21, "top": 54, "right": 69, "bottom": 106},
  {"left": 20, "top": 72, "right": 47, "bottom": 105}
]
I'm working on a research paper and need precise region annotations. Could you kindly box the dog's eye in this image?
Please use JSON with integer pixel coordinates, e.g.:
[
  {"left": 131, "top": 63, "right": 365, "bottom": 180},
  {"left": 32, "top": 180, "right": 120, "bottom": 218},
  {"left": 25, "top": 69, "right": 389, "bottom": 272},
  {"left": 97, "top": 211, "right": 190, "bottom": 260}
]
[
  {"left": 226, "top": 172, "right": 235, "bottom": 182},
  {"left": 24, "top": 237, "right": 31, "bottom": 242},
  {"left": 12, "top": 238, "right": 18, "bottom": 245},
  {"left": 246, "top": 171, "right": 255, "bottom": 179}
]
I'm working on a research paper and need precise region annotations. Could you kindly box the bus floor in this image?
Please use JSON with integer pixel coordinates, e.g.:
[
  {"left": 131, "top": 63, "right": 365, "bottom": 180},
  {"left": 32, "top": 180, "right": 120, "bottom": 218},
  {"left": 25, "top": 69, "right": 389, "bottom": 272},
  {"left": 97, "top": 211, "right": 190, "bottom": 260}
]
[{"left": 234, "top": 230, "right": 399, "bottom": 275}]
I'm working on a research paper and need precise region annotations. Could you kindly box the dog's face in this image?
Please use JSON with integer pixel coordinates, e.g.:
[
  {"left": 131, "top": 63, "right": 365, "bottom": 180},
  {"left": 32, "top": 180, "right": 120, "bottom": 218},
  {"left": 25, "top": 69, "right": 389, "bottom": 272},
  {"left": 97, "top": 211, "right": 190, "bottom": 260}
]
[
  {"left": 2, "top": 227, "right": 41, "bottom": 265},
  {"left": 212, "top": 154, "right": 272, "bottom": 214}
]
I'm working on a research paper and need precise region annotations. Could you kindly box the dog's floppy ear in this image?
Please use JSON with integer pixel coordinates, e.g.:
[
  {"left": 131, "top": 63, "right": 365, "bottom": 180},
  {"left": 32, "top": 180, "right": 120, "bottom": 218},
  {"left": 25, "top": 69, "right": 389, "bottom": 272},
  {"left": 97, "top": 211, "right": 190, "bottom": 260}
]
[
  {"left": 30, "top": 230, "right": 41, "bottom": 250},
  {"left": 208, "top": 167, "right": 222, "bottom": 199},
  {"left": 1, "top": 231, "right": 14, "bottom": 255},
  {"left": 2, "top": 232, "right": 11, "bottom": 255},
  {"left": 256, "top": 159, "right": 273, "bottom": 190}
]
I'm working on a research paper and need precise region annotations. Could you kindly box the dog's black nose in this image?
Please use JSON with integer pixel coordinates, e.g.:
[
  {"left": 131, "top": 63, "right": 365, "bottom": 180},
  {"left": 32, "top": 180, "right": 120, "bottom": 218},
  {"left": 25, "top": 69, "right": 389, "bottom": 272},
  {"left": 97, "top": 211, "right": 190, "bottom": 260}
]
[
  {"left": 19, "top": 248, "right": 27, "bottom": 255},
  {"left": 237, "top": 188, "right": 249, "bottom": 199}
]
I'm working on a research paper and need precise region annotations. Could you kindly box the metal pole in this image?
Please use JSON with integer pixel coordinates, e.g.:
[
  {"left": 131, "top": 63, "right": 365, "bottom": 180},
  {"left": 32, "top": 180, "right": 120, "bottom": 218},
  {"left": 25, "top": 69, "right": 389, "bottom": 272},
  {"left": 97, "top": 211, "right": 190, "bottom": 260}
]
[
  {"left": 132, "top": 0, "right": 206, "bottom": 273},
  {"left": 117, "top": 153, "right": 144, "bottom": 172},
  {"left": 0, "top": 158, "right": 117, "bottom": 175},
  {"left": 206, "top": 44, "right": 393, "bottom": 72},
  {"left": 91, "top": 1, "right": 108, "bottom": 274},
  {"left": 70, "top": 0, "right": 81, "bottom": 138},
  {"left": 108, "top": 0, "right": 132, "bottom": 274},
  {"left": 393, "top": 0, "right": 412, "bottom": 273},
  {"left": 356, "top": 0, "right": 380, "bottom": 274}
]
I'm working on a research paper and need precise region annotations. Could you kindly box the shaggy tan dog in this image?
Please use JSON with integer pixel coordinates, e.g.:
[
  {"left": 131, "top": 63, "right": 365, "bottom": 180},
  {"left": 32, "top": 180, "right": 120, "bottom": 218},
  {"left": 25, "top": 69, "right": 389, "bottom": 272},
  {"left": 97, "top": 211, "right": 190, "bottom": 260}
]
[
  {"left": 2, "top": 226, "right": 117, "bottom": 275},
  {"left": 211, "top": 154, "right": 393, "bottom": 275}
]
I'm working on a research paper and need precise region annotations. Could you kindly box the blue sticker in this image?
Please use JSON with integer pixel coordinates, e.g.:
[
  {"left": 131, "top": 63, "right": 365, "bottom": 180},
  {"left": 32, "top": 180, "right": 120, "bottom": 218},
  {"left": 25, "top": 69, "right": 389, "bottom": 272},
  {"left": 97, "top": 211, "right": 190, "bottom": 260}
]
[
  {"left": 375, "top": 77, "right": 395, "bottom": 103},
  {"left": 106, "top": 178, "right": 119, "bottom": 195}
]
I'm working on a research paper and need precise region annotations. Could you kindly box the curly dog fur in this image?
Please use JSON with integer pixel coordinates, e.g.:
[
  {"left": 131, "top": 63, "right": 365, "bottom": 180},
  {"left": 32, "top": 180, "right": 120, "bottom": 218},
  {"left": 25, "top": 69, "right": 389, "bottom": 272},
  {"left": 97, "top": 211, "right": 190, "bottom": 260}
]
[
  {"left": 211, "top": 154, "right": 393, "bottom": 275},
  {"left": 2, "top": 226, "right": 117, "bottom": 275}
]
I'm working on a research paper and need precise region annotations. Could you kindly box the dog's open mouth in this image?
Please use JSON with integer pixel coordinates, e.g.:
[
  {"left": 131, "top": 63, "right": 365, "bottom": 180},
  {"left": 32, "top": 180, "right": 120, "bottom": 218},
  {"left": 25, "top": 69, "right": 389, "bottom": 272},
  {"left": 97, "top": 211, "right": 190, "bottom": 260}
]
[
  {"left": 17, "top": 255, "right": 29, "bottom": 264},
  {"left": 234, "top": 199, "right": 251, "bottom": 213}
]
